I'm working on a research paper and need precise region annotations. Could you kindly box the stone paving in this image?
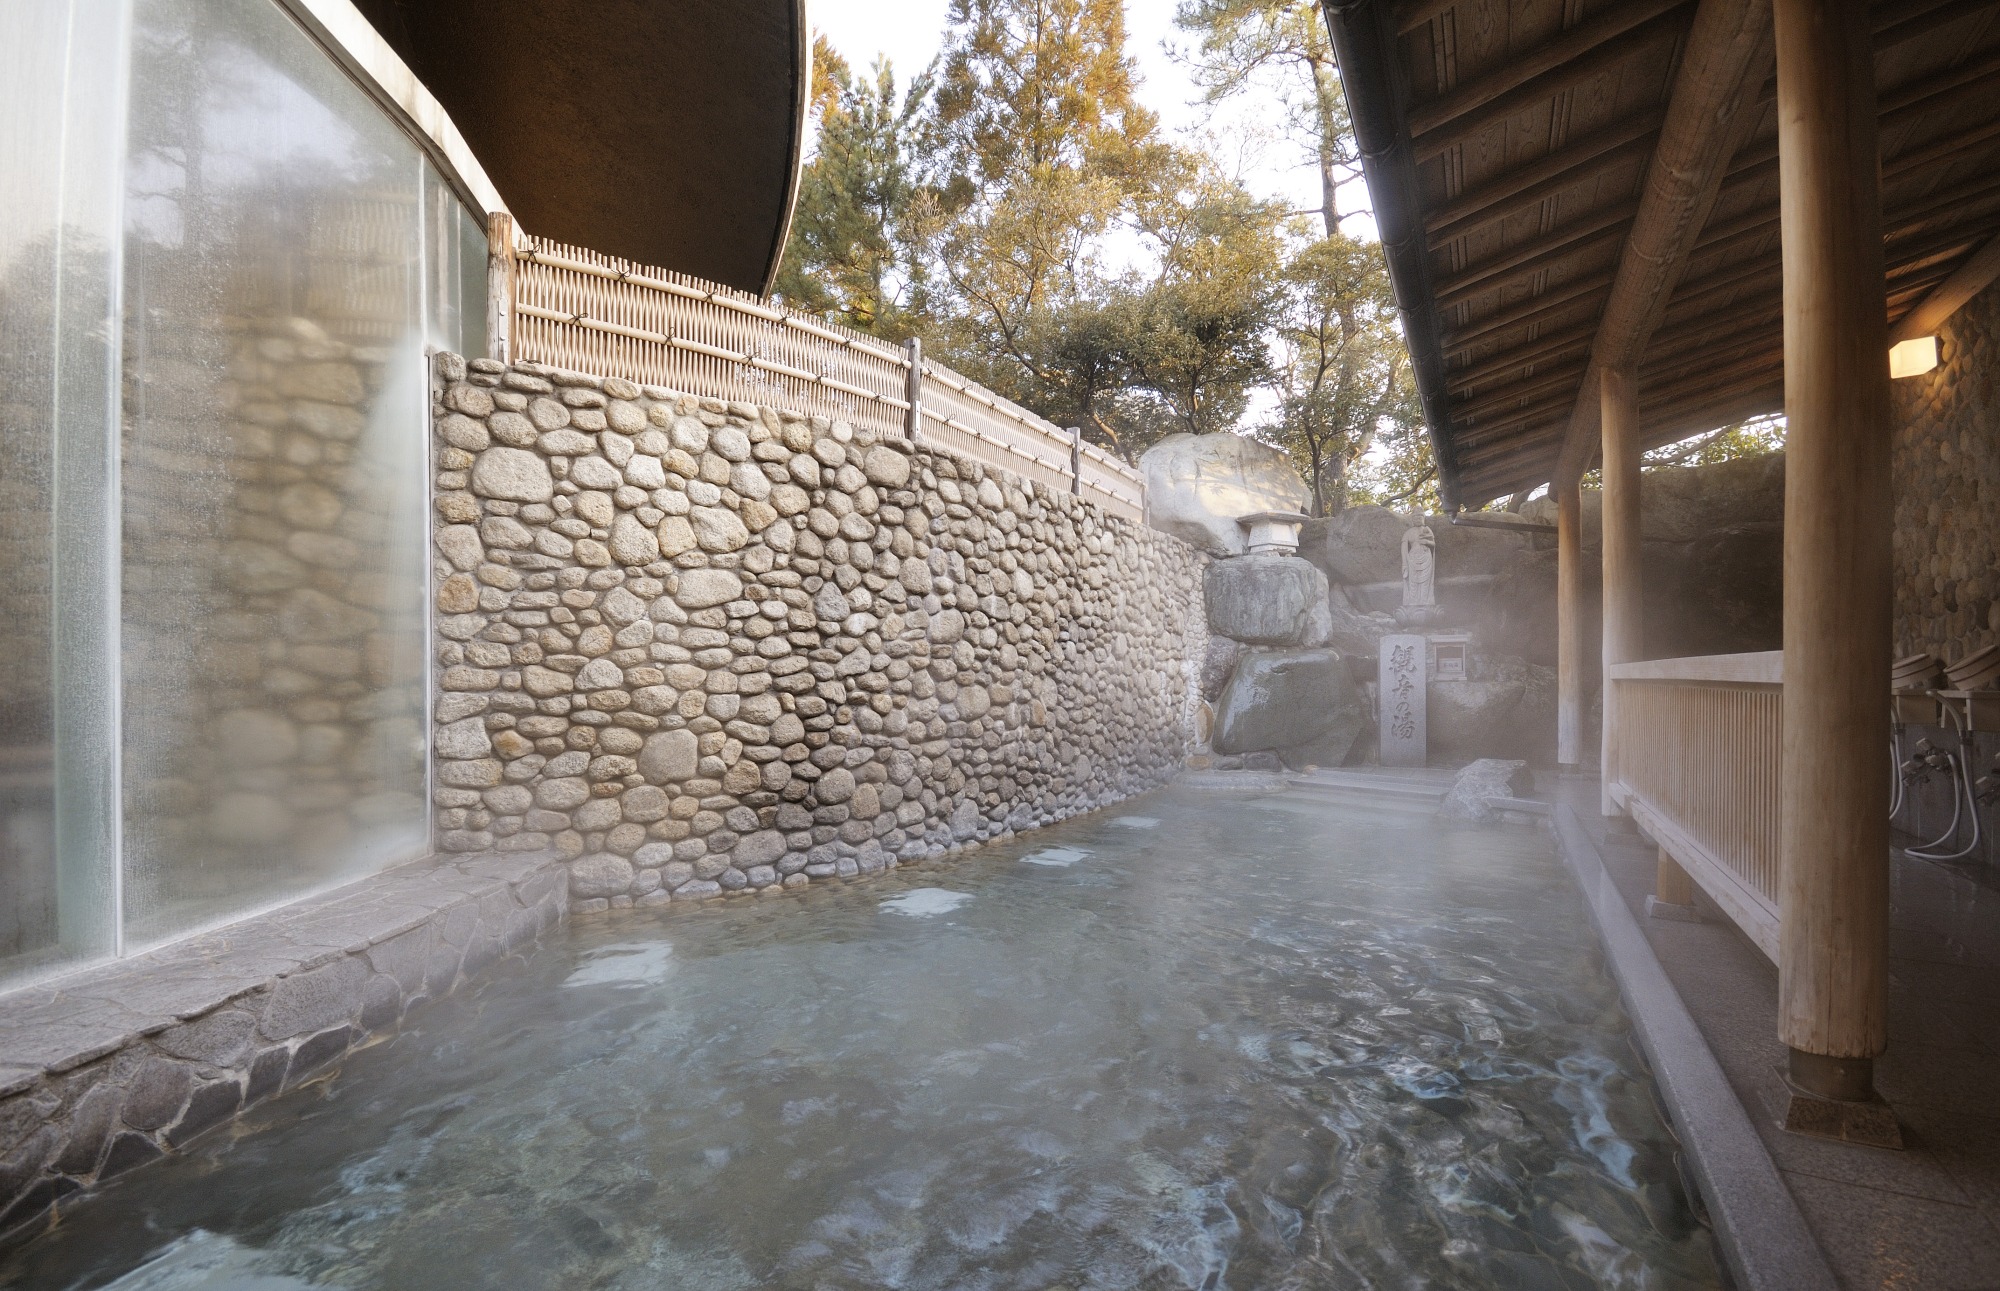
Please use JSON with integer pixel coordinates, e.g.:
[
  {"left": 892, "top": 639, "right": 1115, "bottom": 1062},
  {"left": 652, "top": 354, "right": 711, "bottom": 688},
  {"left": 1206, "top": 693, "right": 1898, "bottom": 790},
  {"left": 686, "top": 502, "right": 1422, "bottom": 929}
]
[{"left": 1561, "top": 777, "right": 2000, "bottom": 1290}]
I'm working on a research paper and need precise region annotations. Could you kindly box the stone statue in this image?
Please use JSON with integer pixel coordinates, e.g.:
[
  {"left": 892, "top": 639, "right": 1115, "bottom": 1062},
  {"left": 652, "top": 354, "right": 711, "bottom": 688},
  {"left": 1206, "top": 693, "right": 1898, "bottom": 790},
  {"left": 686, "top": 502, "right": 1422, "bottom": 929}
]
[{"left": 1401, "top": 524, "right": 1436, "bottom": 609}]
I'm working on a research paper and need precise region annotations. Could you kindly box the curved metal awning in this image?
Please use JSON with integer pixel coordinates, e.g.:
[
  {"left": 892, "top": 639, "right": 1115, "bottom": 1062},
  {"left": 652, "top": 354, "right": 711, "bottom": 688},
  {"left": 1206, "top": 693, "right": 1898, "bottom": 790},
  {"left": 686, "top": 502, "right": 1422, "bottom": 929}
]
[{"left": 351, "top": 0, "right": 809, "bottom": 297}]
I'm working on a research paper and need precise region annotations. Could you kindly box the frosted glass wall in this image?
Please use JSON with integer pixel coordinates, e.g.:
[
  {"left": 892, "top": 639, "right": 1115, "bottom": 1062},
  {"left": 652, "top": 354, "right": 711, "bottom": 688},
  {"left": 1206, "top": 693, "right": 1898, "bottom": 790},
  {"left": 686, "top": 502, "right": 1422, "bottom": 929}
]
[
  {"left": 0, "top": 0, "right": 487, "bottom": 985},
  {"left": 0, "top": 0, "right": 129, "bottom": 981}
]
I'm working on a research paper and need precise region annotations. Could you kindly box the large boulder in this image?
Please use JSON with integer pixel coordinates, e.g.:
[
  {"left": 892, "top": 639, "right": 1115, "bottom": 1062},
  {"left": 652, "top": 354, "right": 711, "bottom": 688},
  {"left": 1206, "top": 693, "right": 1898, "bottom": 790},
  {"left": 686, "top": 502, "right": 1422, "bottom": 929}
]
[
  {"left": 1429, "top": 654, "right": 1557, "bottom": 764},
  {"left": 1213, "top": 647, "right": 1368, "bottom": 769},
  {"left": 1302, "top": 506, "right": 1533, "bottom": 590},
  {"left": 1204, "top": 555, "right": 1329, "bottom": 646},
  {"left": 1300, "top": 505, "right": 1405, "bottom": 585},
  {"left": 1438, "top": 759, "right": 1537, "bottom": 824},
  {"left": 1198, "top": 636, "right": 1242, "bottom": 701},
  {"left": 1488, "top": 455, "right": 1783, "bottom": 667},
  {"left": 1139, "top": 433, "right": 1310, "bottom": 556},
  {"left": 1518, "top": 452, "right": 1783, "bottom": 547}
]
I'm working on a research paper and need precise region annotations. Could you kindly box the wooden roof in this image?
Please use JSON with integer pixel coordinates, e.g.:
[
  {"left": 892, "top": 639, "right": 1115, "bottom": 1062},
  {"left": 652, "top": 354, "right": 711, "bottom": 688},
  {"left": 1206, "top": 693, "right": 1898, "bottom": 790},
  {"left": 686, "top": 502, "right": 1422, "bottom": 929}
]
[
  {"left": 1325, "top": 0, "right": 2000, "bottom": 509},
  {"left": 351, "top": 0, "right": 810, "bottom": 297}
]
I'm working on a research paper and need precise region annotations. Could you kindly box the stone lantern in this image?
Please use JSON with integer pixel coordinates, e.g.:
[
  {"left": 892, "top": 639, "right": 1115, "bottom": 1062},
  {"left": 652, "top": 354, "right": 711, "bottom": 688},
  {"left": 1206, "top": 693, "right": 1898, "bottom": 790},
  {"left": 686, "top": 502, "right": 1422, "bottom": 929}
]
[{"left": 1235, "top": 511, "right": 1311, "bottom": 556}]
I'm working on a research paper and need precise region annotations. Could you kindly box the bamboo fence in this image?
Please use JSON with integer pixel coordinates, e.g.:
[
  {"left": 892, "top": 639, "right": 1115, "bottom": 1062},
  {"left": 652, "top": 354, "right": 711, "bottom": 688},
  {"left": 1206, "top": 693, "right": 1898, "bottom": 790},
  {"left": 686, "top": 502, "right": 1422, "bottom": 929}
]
[
  {"left": 498, "top": 230, "right": 1147, "bottom": 523},
  {"left": 1609, "top": 652, "right": 1785, "bottom": 961}
]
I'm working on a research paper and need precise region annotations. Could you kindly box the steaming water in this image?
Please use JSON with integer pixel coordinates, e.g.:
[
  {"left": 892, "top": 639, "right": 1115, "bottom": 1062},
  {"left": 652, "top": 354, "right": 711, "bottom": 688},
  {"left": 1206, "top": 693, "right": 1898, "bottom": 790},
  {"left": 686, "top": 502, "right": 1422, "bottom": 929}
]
[{"left": 3, "top": 786, "right": 1719, "bottom": 1290}]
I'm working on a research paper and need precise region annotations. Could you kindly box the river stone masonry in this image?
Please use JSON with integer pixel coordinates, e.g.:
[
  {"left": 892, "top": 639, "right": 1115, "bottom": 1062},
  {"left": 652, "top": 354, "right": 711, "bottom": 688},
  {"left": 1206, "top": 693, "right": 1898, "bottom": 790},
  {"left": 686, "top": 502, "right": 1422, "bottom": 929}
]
[{"left": 430, "top": 355, "right": 1209, "bottom": 909}]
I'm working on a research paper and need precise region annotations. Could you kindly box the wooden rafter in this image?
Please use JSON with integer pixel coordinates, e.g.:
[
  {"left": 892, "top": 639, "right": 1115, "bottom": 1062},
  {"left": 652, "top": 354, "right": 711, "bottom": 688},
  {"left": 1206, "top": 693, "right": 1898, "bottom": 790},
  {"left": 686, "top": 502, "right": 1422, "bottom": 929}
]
[
  {"left": 1412, "top": 3, "right": 1692, "bottom": 159},
  {"left": 1425, "top": 112, "right": 1661, "bottom": 244}
]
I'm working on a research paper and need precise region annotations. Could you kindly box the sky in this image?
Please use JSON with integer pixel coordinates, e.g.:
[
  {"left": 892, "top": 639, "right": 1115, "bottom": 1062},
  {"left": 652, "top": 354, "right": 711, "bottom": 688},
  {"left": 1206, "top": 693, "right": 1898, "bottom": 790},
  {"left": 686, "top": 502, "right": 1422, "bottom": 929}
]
[{"left": 806, "top": 0, "right": 1376, "bottom": 241}]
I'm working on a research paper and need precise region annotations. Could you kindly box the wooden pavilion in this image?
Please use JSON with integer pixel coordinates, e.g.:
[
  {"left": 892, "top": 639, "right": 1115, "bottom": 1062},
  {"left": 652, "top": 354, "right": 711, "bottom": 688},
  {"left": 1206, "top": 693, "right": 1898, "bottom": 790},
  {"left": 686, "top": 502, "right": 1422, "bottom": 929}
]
[{"left": 1324, "top": 0, "right": 2000, "bottom": 1120}]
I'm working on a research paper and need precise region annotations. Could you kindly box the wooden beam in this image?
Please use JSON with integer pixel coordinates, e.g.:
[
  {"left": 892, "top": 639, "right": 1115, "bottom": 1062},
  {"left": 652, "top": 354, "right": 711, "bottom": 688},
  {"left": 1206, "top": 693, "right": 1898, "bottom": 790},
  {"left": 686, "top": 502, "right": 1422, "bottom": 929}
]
[
  {"left": 1773, "top": 0, "right": 1892, "bottom": 1097},
  {"left": 1875, "top": 0, "right": 2000, "bottom": 49},
  {"left": 1881, "top": 114, "right": 2000, "bottom": 182},
  {"left": 1890, "top": 233, "right": 2000, "bottom": 342},
  {"left": 1456, "top": 389, "right": 1582, "bottom": 442},
  {"left": 1457, "top": 368, "right": 1787, "bottom": 484},
  {"left": 1879, "top": 47, "right": 2000, "bottom": 123},
  {"left": 1426, "top": 112, "right": 1662, "bottom": 245},
  {"left": 1394, "top": 0, "right": 1463, "bottom": 36},
  {"left": 1686, "top": 148, "right": 2000, "bottom": 260},
  {"left": 1453, "top": 361, "right": 1591, "bottom": 421},
  {"left": 1412, "top": 2, "right": 1694, "bottom": 159},
  {"left": 1601, "top": 363, "right": 1643, "bottom": 815},
  {"left": 1453, "top": 237, "right": 1958, "bottom": 441},
  {"left": 1442, "top": 271, "right": 1615, "bottom": 353},
  {"left": 1447, "top": 324, "right": 1600, "bottom": 389},
  {"left": 1434, "top": 206, "right": 1636, "bottom": 306},
  {"left": 1461, "top": 378, "right": 1787, "bottom": 498},
  {"left": 1549, "top": 0, "right": 1776, "bottom": 488},
  {"left": 1557, "top": 476, "right": 1585, "bottom": 768}
]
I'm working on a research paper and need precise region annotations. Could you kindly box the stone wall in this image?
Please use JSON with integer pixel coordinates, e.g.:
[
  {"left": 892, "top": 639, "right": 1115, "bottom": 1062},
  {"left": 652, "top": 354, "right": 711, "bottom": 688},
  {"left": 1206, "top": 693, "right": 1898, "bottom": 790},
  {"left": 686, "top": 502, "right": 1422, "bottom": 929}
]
[
  {"left": 1892, "top": 279, "right": 2000, "bottom": 663},
  {"left": 1888, "top": 280, "right": 2000, "bottom": 865},
  {"left": 429, "top": 356, "right": 1209, "bottom": 908}
]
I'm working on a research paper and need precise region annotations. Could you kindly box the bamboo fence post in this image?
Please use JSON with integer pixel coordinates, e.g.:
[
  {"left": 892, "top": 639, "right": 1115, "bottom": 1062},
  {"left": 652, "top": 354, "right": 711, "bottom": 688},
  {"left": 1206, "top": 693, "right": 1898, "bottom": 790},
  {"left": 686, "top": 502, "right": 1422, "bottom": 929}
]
[
  {"left": 904, "top": 337, "right": 923, "bottom": 441},
  {"left": 1774, "top": 0, "right": 1892, "bottom": 1104},
  {"left": 486, "top": 211, "right": 515, "bottom": 364}
]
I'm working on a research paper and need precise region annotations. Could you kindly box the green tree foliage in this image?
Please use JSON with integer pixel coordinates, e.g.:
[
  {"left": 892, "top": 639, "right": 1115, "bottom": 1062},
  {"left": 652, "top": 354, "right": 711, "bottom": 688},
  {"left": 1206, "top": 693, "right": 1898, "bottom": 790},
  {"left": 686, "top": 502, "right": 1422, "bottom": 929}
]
[
  {"left": 1643, "top": 413, "right": 1786, "bottom": 469},
  {"left": 1174, "top": 0, "right": 1355, "bottom": 236},
  {"left": 773, "top": 37, "right": 933, "bottom": 337},
  {"left": 776, "top": 3, "right": 1435, "bottom": 486},
  {"left": 1121, "top": 170, "right": 1285, "bottom": 440},
  {"left": 1257, "top": 233, "right": 1416, "bottom": 515}
]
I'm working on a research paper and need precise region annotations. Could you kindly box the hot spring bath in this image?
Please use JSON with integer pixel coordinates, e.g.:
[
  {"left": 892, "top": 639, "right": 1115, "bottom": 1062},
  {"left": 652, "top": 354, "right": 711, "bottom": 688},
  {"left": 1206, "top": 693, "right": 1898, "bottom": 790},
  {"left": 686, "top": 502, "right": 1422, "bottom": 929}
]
[{"left": 2, "top": 785, "right": 1719, "bottom": 1289}]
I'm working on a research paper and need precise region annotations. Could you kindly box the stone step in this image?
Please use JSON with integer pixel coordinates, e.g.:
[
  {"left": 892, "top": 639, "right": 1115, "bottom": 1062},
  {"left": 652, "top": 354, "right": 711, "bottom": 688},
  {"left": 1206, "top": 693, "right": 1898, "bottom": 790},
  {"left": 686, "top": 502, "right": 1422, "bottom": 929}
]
[{"left": 1283, "top": 771, "right": 1449, "bottom": 809}]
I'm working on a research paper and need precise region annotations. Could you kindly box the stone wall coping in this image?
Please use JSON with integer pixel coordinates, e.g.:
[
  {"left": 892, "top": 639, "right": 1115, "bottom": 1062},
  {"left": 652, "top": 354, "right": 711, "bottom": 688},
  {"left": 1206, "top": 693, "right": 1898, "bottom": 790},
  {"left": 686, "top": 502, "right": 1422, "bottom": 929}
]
[
  {"left": 0, "top": 849, "right": 558, "bottom": 1093},
  {"left": 0, "top": 848, "right": 567, "bottom": 1248}
]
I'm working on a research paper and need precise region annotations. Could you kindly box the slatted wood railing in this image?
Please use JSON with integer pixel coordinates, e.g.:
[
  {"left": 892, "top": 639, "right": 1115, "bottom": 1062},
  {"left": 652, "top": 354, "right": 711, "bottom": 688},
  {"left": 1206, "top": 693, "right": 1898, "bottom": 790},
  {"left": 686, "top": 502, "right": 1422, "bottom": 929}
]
[
  {"left": 500, "top": 232, "right": 1147, "bottom": 522},
  {"left": 1608, "top": 651, "right": 1783, "bottom": 961}
]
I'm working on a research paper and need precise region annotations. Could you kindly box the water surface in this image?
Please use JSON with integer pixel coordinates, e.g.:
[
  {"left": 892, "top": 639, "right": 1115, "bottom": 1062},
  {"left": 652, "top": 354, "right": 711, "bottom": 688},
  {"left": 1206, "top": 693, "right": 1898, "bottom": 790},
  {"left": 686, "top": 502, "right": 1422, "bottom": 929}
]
[{"left": 4, "top": 786, "right": 1718, "bottom": 1290}]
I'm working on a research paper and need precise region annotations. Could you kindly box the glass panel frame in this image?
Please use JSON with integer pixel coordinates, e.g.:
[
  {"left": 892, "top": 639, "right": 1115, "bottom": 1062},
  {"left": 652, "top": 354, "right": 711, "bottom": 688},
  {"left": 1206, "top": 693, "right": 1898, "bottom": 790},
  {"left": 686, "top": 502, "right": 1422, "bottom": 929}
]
[
  {"left": 0, "top": 0, "right": 132, "bottom": 988},
  {"left": 0, "top": 0, "right": 491, "bottom": 989}
]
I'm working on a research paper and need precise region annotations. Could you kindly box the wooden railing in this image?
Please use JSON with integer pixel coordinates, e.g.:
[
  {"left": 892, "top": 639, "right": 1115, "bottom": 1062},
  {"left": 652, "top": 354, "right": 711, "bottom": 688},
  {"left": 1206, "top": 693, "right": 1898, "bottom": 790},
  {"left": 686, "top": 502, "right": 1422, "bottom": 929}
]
[
  {"left": 495, "top": 229, "right": 1147, "bottom": 523},
  {"left": 1607, "top": 651, "right": 1783, "bottom": 961}
]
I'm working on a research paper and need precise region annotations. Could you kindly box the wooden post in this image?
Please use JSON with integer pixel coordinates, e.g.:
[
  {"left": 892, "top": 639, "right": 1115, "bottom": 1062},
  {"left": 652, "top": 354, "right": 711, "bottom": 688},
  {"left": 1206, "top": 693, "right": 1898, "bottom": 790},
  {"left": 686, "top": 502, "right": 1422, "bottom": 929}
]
[
  {"left": 1657, "top": 847, "right": 1696, "bottom": 906},
  {"left": 1556, "top": 471, "right": 1585, "bottom": 770},
  {"left": 1070, "top": 426, "right": 1083, "bottom": 495},
  {"left": 1600, "top": 365, "right": 1643, "bottom": 816},
  {"left": 904, "top": 336, "right": 923, "bottom": 441},
  {"left": 486, "top": 211, "right": 515, "bottom": 365},
  {"left": 1774, "top": 0, "right": 1892, "bottom": 1104}
]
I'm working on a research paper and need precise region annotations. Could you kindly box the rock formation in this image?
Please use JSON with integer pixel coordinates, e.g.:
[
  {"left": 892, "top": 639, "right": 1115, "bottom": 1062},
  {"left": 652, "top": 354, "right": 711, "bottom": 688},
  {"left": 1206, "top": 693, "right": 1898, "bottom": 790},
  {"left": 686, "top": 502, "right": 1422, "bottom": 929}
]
[{"left": 1138, "top": 432, "right": 1311, "bottom": 556}]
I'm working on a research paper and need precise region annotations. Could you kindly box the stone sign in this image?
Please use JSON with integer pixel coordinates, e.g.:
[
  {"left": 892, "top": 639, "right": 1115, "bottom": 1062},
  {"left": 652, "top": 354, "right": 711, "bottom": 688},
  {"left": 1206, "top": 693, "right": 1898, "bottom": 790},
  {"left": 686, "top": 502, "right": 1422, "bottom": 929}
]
[{"left": 1379, "top": 633, "right": 1427, "bottom": 767}]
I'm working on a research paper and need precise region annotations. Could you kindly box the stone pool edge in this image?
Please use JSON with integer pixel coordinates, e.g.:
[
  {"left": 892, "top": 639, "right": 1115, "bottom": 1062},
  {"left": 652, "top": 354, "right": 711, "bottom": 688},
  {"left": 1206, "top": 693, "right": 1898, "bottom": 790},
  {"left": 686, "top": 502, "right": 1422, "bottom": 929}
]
[
  {"left": 1552, "top": 804, "right": 1836, "bottom": 1291},
  {"left": 0, "top": 850, "right": 567, "bottom": 1250}
]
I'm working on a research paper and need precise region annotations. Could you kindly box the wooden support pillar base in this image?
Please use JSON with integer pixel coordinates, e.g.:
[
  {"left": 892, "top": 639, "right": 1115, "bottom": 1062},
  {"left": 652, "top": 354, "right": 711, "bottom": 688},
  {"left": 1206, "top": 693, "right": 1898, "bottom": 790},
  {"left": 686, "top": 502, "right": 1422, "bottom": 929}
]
[
  {"left": 1771, "top": 1051, "right": 1903, "bottom": 1149},
  {"left": 1646, "top": 894, "right": 1708, "bottom": 923}
]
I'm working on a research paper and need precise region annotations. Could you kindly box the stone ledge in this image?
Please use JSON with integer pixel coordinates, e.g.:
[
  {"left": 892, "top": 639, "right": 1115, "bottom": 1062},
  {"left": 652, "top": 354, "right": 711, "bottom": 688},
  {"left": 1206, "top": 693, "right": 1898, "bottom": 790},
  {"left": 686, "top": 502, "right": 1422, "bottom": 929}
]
[
  {"left": 0, "top": 850, "right": 567, "bottom": 1250},
  {"left": 1551, "top": 805, "right": 1838, "bottom": 1291}
]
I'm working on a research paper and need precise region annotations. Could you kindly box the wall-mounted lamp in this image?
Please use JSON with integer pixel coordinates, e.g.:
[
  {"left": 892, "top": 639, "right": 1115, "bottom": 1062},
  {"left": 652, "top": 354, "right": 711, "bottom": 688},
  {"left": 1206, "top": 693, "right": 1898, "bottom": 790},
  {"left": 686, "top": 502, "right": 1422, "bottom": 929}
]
[{"left": 1890, "top": 335, "right": 1939, "bottom": 379}]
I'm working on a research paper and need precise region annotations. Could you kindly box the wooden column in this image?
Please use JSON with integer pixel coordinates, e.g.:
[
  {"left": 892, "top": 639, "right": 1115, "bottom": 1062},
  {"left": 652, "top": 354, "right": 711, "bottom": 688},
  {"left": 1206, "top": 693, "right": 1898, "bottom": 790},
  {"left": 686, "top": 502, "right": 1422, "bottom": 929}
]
[
  {"left": 486, "top": 211, "right": 515, "bottom": 365},
  {"left": 1774, "top": 0, "right": 1891, "bottom": 1102},
  {"left": 1599, "top": 366, "right": 1644, "bottom": 816},
  {"left": 1556, "top": 472, "right": 1585, "bottom": 770},
  {"left": 1657, "top": 847, "right": 1695, "bottom": 906}
]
